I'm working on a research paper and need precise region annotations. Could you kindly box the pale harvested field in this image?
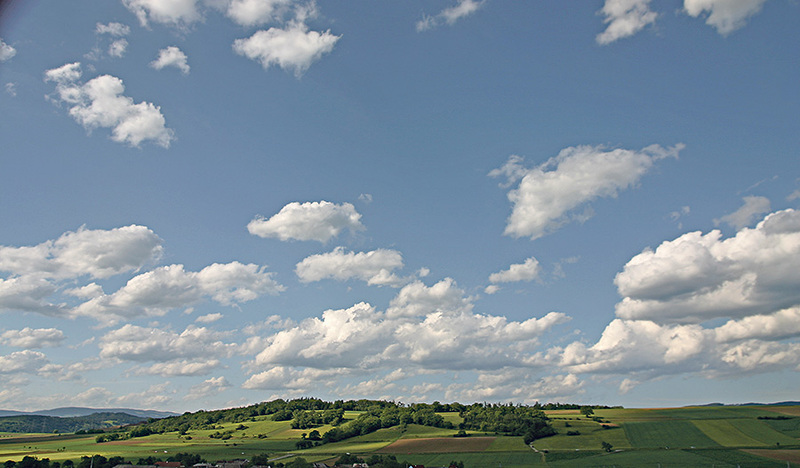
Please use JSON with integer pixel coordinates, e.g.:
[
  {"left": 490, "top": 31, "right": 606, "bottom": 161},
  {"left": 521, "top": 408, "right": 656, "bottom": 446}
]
[
  {"left": 762, "top": 406, "right": 800, "bottom": 417},
  {"left": 377, "top": 436, "right": 495, "bottom": 453},
  {"left": 744, "top": 449, "right": 800, "bottom": 463}
]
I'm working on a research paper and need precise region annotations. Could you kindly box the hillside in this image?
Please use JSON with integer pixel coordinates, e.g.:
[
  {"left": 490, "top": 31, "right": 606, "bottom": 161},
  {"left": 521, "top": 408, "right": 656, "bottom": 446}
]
[{"left": 0, "top": 412, "right": 146, "bottom": 433}]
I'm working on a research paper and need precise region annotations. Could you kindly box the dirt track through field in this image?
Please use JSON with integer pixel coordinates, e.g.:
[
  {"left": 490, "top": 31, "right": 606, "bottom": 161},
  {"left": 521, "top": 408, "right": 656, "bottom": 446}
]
[
  {"left": 377, "top": 436, "right": 495, "bottom": 453},
  {"left": 744, "top": 449, "right": 800, "bottom": 463},
  {"left": 763, "top": 406, "right": 800, "bottom": 417}
]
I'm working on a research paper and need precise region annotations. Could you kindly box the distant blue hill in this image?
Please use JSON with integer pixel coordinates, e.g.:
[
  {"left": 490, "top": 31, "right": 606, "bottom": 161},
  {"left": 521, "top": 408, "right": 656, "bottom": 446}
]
[{"left": 0, "top": 407, "right": 177, "bottom": 418}]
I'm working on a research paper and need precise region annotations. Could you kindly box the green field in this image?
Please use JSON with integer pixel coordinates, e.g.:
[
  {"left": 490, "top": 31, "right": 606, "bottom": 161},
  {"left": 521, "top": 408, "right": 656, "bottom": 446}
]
[
  {"left": 2, "top": 405, "right": 800, "bottom": 467},
  {"left": 624, "top": 420, "right": 720, "bottom": 448}
]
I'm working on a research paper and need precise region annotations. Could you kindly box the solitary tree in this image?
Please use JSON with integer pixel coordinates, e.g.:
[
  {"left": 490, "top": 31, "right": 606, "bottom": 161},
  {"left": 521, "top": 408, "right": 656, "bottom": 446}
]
[
  {"left": 601, "top": 441, "right": 613, "bottom": 452},
  {"left": 580, "top": 406, "right": 594, "bottom": 418}
]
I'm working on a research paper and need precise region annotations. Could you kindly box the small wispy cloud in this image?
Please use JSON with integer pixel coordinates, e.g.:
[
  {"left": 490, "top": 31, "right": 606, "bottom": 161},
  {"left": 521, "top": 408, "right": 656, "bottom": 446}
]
[{"left": 417, "top": 0, "right": 485, "bottom": 32}]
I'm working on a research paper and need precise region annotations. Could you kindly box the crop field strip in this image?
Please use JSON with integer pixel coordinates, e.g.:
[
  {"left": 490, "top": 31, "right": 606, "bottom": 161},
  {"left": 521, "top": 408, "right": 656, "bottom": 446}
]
[
  {"left": 762, "top": 416, "right": 800, "bottom": 437},
  {"left": 623, "top": 420, "right": 720, "bottom": 448}
]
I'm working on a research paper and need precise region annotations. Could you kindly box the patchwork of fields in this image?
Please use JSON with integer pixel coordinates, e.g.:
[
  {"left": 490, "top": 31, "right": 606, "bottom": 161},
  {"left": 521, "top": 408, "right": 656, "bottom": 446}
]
[{"left": 1, "top": 405, "right": 798, "bottom": 467}]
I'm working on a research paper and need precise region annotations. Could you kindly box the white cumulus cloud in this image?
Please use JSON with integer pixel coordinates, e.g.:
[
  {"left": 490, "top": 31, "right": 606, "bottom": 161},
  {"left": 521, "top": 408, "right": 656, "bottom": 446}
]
[
  {"left": 122, "top": 0, "right": 202, "bottom": 27},
  {"left": 185, "top": 376, "right": 231, "bottom": 400},
  {"left": 614, "top": 209, "right": 800, "bottom": 323},
  {"left": 714, "top": 307, "right": 800, "bottom": 343},
  {"left": 248, "top": 201, "right": 364, "bottom": 242},
  {"left": 493, "top": 144, "right": 683, "bottom": 240},
  {"left": 225, "top": 0, "right": 292, "bottom": 26},
  {"left": 684, "top": 0, "right": 769, "bottom": 35},
  {"left": 75, "top": 261, "right": 283, "bottom": 323},
  {"left": 560, "top": 315, "right": 800, "bottom": 381},
  {"left": 150, "top": 46, "right": 190, "bottom": 74},
  {"left": 295, "top": 247, "right": 405, "bottom": 286},
  {"left": 232, "top": 21, "right": 340, "bottom": 76},
  {"left": 45, "top": 63, "right": 174, "bottom": 147},
  {"left": 99, "top": 324, "right": 236, "bottom": 374},
  {"left": 108, "top": 39, "right": 129, "bottom": 58},
  {"left": 247, "top": 278, "right": 569, "bottom": 377},
  {"left": 596, "top": 0, "right": 658, "bottom": 45},
  {"left": 0, "top": 224, "right": 162, "bottom": 280},
  {"left": 0, "top": 276, "right": 62, "bottom": 316},
  {"left": 0, "top": 38, "right": 16, "bottom": 62},
  {"left": 0, "top": 350, "right": 49, "bottom": 374},
  {"left": 488, "top": 257, "right": 540, "bottom": 284},
  {"left": 0, "top": 328, "right": 65, "bottom": 349}
]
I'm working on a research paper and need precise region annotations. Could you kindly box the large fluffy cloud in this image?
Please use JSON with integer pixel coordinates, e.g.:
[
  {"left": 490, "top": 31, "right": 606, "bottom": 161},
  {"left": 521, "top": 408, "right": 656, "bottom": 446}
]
[
  {"left": 45, "top": 63, "right": 174, "bottom": 147},
  {"left": 684, "top": 0, "right": 769, "bottom": 35},
  {"left": 0, "top": 225, "right": 162, "bottom": 317},
  {"left": 560, "top": 314, "right": 800, "bottom": 383},
  {"left": 596, "top": 0, "right": 658, "bottom": 45},
  {"left": 248, "top": 201, "right": 364, "bottom": 242},
  {"left": 0, "top": 350, "right": 49, "bottom": 374},
  {"left": 0, "top": 225, "right": 162, "bottom": 280},
  {"left": 99, "top": 324, "right": 237, "bottom": 376},
  {"left": 75, "top": 261, "right": 283, "bottom": 323},
  {"left": 386, "top": 278, "right": 472, "bottom": 318},
  {"left": 558, "top": 209, "right": 800, "bottom": 388},
  {"left": 0, "top": 328, "right": 65, "bottom": 349},
  {"left": 233, "top": 21, "right": 340, "bottom": 76},
  {"left": 492, "top": 144, "right": 682, "bottom": 240},
  {"left": 0, "top": 225, "right": 281, "bottom": 325},
  {"left": 615, "top": 209, "right": 800, "bottom": 323},
  {"left": 295, "top": 247, "right": 405, "bottom": 286},
  {"left": 246, "top": 278, "right": 570, "bottom": 390},
  {"left": 0, "top": 276, "right": 62, "bottom": 316}
]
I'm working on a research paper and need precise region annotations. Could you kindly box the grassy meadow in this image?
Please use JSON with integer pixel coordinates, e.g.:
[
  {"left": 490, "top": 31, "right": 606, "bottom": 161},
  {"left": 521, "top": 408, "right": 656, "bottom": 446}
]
[{"left": 2, "top": 405, "right": 799, "bottom": 467}]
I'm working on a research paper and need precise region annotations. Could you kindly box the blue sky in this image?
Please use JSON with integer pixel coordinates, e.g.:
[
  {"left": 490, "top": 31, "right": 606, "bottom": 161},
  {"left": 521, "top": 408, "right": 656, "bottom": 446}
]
[{"left": 0, "top": 0, "right": 799, "bottom": 412}]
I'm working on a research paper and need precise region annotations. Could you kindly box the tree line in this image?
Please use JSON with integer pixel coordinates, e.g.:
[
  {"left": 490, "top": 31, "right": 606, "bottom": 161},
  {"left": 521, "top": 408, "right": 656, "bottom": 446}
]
[{"left": 4, "top": 454, "right": 204, "bottom": 468}]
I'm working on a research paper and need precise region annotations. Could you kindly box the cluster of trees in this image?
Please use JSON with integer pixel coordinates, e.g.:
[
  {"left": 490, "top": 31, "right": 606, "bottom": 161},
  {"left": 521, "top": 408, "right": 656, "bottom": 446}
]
[
  {"left": 287, "top": 408, "right": 344, "bottom": 429},
  {"left": 4, "top": 456, "right": 63, "bottom": 468},
  {"left": 4, "top": 454, "right": 208, "bottom": 468},
  {"left": 4, "top": 456, "right": 127, "bottom": 468},
  {"left": 332, "top": 454, "right": 459, "bottom": 468},
  {"left": 127, "top": 398, "right": 384, "bottom": 437},
  {"left": 459, "top": 403, "right": 556, "bottom": 443},
  {"left": 318, "top": 405, "right": 453, "bottom": 444},
  {"left": 94, "top": 433, "right": 126, "bottom": 443}
]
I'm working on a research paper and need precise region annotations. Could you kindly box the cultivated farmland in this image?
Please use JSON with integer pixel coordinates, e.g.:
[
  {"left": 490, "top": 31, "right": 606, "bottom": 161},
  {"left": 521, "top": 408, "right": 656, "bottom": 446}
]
[{"left": 1, "top": 404, "right": 799, "bottom": 467}]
